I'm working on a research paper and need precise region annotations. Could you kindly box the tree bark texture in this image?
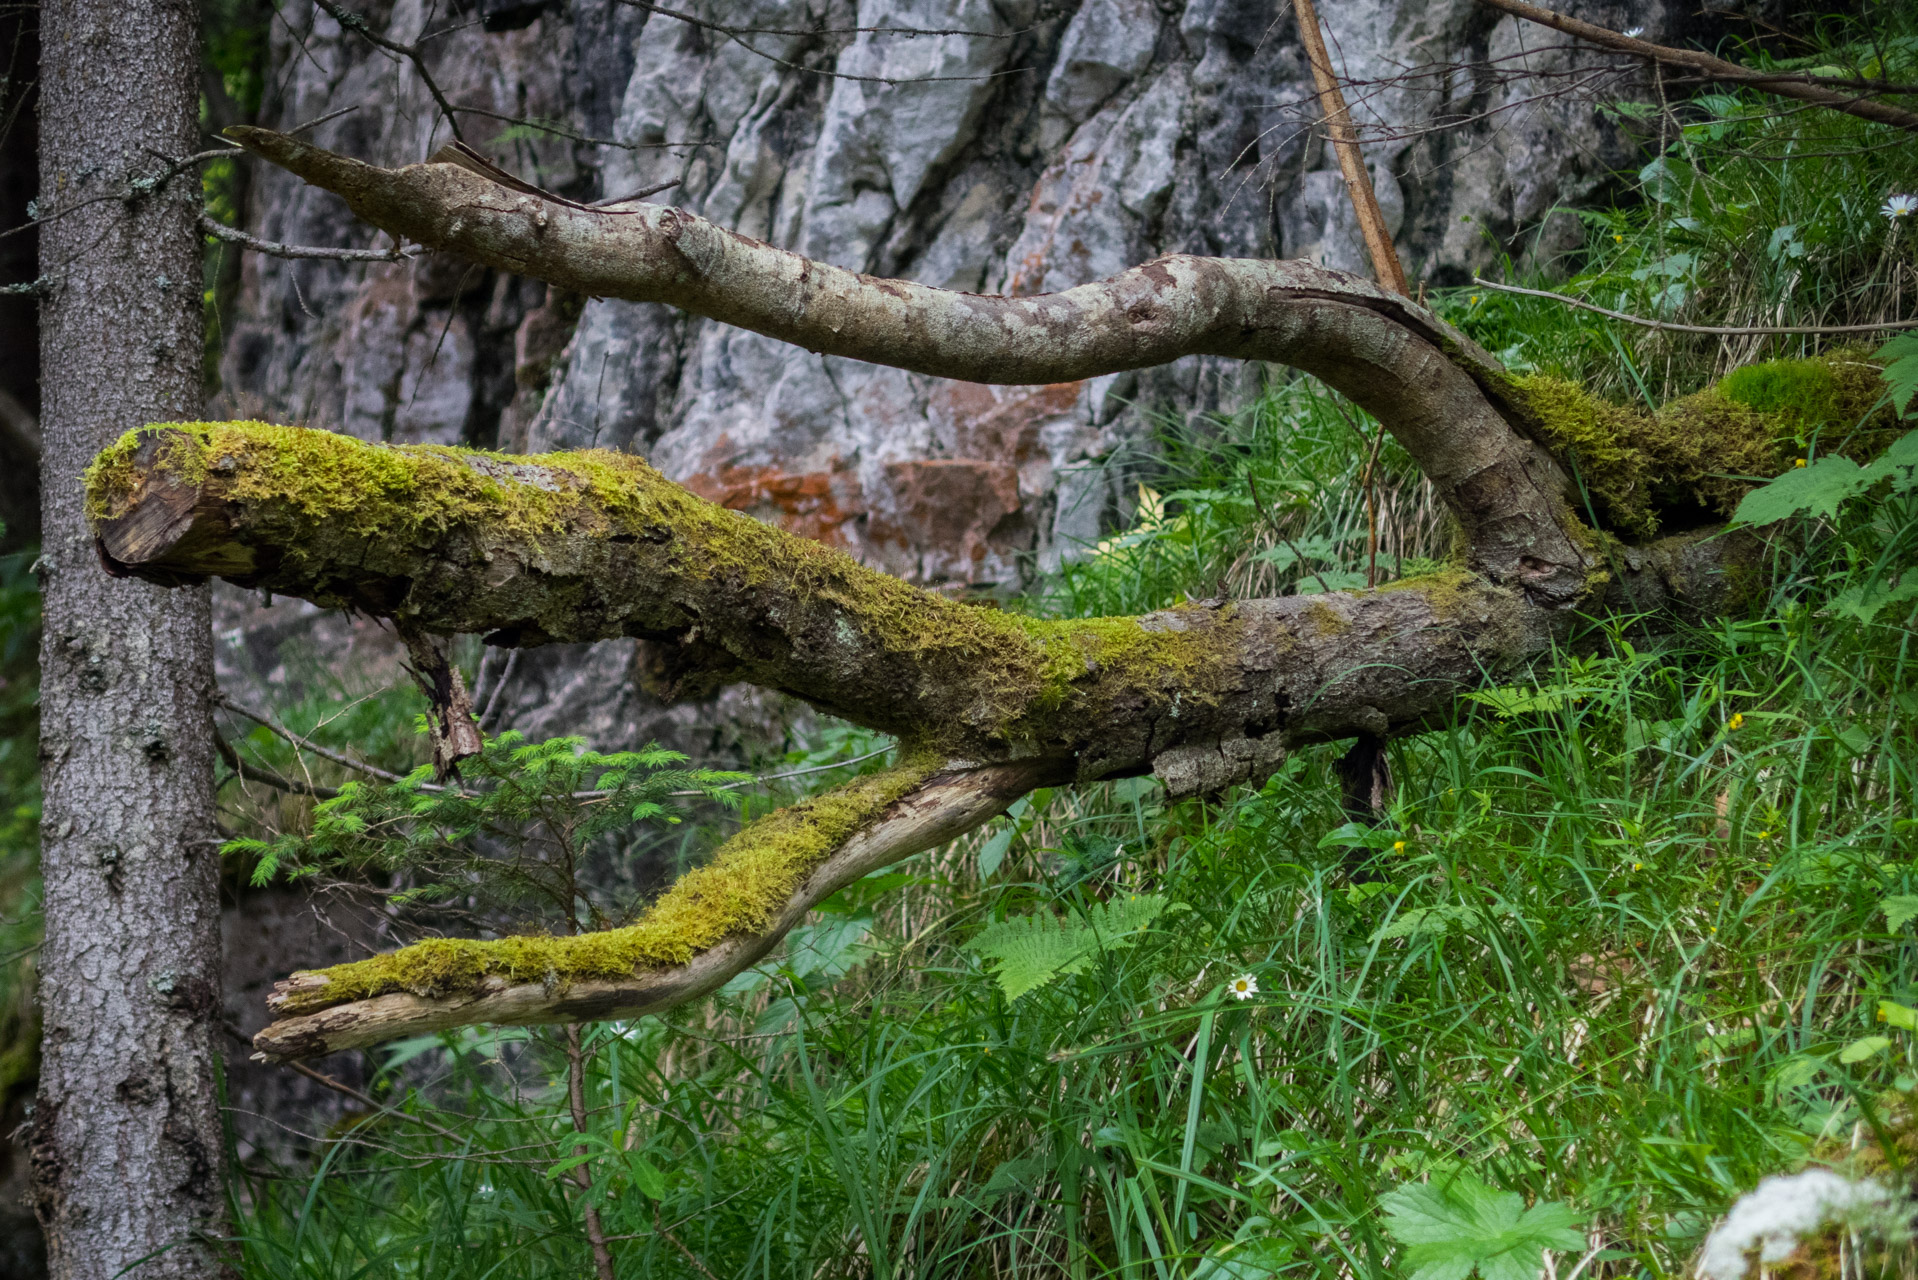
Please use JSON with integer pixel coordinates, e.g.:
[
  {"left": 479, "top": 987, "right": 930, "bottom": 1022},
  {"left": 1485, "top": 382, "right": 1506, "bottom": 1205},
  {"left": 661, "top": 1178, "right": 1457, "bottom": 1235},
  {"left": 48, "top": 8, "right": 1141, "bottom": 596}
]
[
  {"left": 32, "top": 1, "right": 228, "bottom": 1275},
  {"left": 87, "top": 138, "right": 1765, "bottom": 1061}
]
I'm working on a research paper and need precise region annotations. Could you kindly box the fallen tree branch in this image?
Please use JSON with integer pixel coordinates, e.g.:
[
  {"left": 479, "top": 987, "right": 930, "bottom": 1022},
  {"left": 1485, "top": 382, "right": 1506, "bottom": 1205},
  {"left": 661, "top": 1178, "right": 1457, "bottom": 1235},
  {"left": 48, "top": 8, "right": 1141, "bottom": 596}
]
[
  {"left": 1473, "top": 0, "right": 1918, "bottom": 133},
  {"left": 250, "top": 758, "right": 1054, "bottom": 1059},
  {"left": 89, "top": 130, "right": 1825, "bottom": 1059},
  {"left": 1471, "top": 277, "right": 1918, "bottom": 335},
  {"left": 218, "top": 125, "right": 1591, "bottom": 601}
]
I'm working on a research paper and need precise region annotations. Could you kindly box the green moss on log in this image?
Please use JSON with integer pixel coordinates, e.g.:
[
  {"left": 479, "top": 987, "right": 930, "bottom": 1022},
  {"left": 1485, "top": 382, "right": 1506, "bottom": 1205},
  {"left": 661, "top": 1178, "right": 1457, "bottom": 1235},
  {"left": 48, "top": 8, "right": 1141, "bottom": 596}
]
[
  {"left": 272, "top": 750, "right": 944, "bottom": 1015},
  {"left": 1513, "top": 355, "right": 1891, "bottom": 538}
]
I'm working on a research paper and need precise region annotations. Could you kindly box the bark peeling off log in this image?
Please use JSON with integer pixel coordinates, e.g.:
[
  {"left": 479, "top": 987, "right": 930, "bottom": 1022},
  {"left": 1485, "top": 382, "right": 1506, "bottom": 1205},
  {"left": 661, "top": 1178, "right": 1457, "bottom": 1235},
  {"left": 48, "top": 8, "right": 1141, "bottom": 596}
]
[{"left": 222, "top": 127, "right": 1593, "bottom": 604}]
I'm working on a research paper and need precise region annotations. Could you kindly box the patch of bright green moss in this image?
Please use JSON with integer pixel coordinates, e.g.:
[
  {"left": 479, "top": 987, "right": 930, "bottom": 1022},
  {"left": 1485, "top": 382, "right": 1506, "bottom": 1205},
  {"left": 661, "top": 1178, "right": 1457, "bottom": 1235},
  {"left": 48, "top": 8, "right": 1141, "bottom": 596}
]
[
  {"left": 1512, "top": 355, "right": 1890, "bottom": 539},
  {"left": 1375, "top": 565, "right": 1481, "bottom": 617},
  {"left": 275, "top": 750, "right": 943, "bottom": 1015}
]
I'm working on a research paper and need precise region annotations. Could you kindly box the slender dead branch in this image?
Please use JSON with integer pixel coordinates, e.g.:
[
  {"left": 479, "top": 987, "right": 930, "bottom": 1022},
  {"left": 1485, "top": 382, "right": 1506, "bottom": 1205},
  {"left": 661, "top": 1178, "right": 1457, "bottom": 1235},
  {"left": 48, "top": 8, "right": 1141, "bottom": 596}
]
[
  {"left": 200, "top": 213, "right": 413, "bottom": 262},
  {"left": 218, "top": 126, "right": 1592, "bottom": 600},
  {"left": 312, "top": 0, "right": 465, "bottom": 141},
  {"left": 1472, "top": 277, "right": 1918, "bottom": 334},
  {"left": 1474, "top": 0, "right": 1918, "bottom": 132},
  {"left": 215, "top": 736, "right": 343, "bottom": 800},
  {"left": 248, "top": 760, "right": 1055, "bottom": 1058},
  {"left": 1291, "top": 0, "right": 1409, "bottom": 296}
]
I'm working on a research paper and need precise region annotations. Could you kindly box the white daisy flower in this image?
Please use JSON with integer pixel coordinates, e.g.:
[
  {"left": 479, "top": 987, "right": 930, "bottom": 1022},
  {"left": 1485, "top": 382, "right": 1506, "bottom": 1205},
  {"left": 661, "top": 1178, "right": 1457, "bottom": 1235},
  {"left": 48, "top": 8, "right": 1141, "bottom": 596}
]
[
  {"left": 1883, "top": 194, "right": 1918, "bottom": 220},
  {"left": 1622, "top": 26, "right": 1645, "bottom": 38},
  {"left": 1228, "top": 973, "right": 1259, "bottom": 1000}
]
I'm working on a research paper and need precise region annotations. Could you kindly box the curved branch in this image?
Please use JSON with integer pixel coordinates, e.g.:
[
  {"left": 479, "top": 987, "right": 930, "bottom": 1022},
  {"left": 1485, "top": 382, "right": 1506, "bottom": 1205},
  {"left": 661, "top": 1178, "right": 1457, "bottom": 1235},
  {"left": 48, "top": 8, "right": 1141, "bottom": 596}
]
[
  {"left": 221, "top": 126, "right": 1587, "bottom": 602},
  {"left": 251, "top": 758, "right": 1054, "bottom": 1060}
]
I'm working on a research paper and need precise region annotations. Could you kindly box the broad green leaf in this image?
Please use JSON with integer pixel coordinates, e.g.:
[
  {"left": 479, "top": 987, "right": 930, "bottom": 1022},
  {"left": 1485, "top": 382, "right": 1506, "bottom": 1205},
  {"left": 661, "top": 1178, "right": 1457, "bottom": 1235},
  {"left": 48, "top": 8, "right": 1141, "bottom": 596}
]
[
  {"left": 978, "top": 825, "right": 1014, "bottom": 878},
  {"left": 1858, "top": 429, "right": 1918, "bottom": 492},
  {"left": 628, "top": 1154, "right": 667, "bottom": 1200},
  {"left": 1732, "top": 456, "right": 1866, "bottom": 526},
  {"left": 1839, "top": 1035, "right": 1892, "bottom": 1064},
  {"left": 1380, "top": 1175, "right": 1584, "bottom": 1280},
  {"left": 1879, "top": 1000, "right": 1918, "bottom": 1031}
]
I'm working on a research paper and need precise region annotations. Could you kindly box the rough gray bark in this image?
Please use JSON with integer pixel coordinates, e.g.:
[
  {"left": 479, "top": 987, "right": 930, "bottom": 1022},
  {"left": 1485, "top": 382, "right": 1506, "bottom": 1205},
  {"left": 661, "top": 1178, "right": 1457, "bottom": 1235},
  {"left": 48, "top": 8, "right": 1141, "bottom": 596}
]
[{"left": 31, "top": 0, "right": 229, "bottom": 1274}]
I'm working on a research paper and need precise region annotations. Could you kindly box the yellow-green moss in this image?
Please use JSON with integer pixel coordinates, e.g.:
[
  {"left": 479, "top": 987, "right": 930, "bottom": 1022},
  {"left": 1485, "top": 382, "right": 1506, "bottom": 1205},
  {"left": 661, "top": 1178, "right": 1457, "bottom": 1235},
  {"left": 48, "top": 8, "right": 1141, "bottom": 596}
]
[
  {"left": 1513, "top": 356, "right": 1893, "bottom": 539},
  {"left": 1304, "top": 599, "right": 1352, "bottom": 636},
  {"left": 1375, "top": 565, "right": 1481, "bottom": 618},
  {"left": 276, "top": 750, "right": 943, "bottom": 1014}
]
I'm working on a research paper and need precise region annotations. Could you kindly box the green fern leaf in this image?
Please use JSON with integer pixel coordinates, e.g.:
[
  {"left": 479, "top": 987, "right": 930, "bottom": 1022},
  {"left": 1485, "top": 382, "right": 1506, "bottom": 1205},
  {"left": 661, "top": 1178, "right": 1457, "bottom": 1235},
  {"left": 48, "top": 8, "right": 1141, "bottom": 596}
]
[
  {"left": 967, "top": 894, "right": 1172, "bottom": 1000},
  {"left": 1876, "top": 334, "right": 1918, "bottom": 417}
]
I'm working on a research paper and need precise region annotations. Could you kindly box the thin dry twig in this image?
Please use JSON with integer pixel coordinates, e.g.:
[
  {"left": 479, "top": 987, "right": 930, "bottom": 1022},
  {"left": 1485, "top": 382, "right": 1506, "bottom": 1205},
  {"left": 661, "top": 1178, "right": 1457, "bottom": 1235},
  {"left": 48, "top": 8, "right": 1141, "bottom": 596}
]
[
  {"left": 313, "top": 0, "right": 466, "bottom": 141},
  {"left": 1474, "top": 0, "right": 1918, "bottom": 132},
  {"left": 1472, "top": 277, "right": 1918, "bottom": 334},
  {"left": 1291, "top": 0, "right": 1409, "bottom": 296},
  {"left": 615, "top": 0, "right": 1029, "bottom": 87},
  {"left": 216, "top": 737, "right": 343, "bottom": 800},
  {"left": 200, "top": 214, "right": 413, "bottom": 262}
]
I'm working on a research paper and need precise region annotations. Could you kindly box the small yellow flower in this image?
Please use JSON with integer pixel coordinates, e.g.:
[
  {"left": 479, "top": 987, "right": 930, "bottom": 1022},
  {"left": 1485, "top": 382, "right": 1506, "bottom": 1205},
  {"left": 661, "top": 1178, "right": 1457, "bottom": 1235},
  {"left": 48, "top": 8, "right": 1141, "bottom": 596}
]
[
  {"left": 1613, "top": 234, "right": 1624, "bottom": 243},
  {"left": 1794, "top": 458, "right": 1808, "bottom": 468},
  {"left": 1709, "top": 926, "right": 1717, "bottom": 933},
  {"left": 1632, "top": 861, "right": 1643, "bottom": 871},
  {"left": 1393, "top": 840, "right": 1406, "bottom": 852},
  {"left": 1728, "top": 713, "right": 1744, "bottom": 730},
  {"left": 1470, "top": 295, "right": 1481, "bottom": 304},
  {"left": 1756, "top": 830, "right": 1771, "bottom": 840}
]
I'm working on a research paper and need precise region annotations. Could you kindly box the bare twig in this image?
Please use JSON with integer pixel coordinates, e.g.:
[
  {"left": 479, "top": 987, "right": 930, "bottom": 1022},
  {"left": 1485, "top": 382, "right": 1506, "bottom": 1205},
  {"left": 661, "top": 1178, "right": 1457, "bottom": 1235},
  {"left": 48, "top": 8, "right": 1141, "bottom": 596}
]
[
  {"left": 200, "top": 214, "right": 412, "bottom": 262},
  {"left": 616, "top": 0, "right": 1014, "bottom": 39},
  {"left": 216, "top": 736, "right": 343, "bottom": 800},
  {"left": 1472, "top": 277, "right": 1918, "bottom": 334},
  {"left": 221, "top": 1023, "right": 468, "bottom": 1144},
  {"left": 1473, "top": 0, "right": 1918, "bottom": 132},
  {"left": 312, "top": 0, "right": 465, "bottom": 141},
  {"left": 614, "top": 0, "right": 1029, "bottom": 87},
  {"left": 654, "top": 1203, "right": 723, "bottom": 1280},
  {"left": 214, "top": 693, "right": 410, "bottom": 783}
]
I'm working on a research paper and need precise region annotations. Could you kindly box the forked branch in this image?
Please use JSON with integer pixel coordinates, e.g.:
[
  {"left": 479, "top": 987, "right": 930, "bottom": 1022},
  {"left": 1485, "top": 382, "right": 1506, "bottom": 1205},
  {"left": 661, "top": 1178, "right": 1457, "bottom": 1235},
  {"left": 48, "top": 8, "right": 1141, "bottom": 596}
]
[{"left": 88, "top": 131, "right": 1797, "bottom": 1059}]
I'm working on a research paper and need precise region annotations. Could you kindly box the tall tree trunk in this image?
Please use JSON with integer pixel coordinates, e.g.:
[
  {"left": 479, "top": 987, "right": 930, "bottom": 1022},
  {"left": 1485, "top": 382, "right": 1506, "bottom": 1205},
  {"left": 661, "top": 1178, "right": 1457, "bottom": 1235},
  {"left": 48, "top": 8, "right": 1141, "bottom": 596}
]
[{"left": 30, "top": 0, "right": 228, "bottom": 1275}]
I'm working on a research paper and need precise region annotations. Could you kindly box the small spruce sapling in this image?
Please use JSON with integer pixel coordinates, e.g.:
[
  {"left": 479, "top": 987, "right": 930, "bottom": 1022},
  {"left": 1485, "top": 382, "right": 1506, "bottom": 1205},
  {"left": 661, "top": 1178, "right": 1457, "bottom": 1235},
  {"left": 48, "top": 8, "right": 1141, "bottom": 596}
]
[
  {"left": 227, "top": 731, "right": 748, "bottom": 931},
  {"left": 225, "top": 729, "right": 746, "bottom": 1276}
]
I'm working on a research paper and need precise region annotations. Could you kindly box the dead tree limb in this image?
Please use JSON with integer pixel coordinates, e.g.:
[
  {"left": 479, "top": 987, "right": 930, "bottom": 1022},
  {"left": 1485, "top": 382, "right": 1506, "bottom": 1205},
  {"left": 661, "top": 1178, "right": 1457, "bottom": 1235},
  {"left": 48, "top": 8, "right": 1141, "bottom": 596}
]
[
  {"left": 1474, "top": 0, "right": 1918, "bottom": 133},
  {"left": 84, "top": 131, "right": 1811, "bottom": 1059}
]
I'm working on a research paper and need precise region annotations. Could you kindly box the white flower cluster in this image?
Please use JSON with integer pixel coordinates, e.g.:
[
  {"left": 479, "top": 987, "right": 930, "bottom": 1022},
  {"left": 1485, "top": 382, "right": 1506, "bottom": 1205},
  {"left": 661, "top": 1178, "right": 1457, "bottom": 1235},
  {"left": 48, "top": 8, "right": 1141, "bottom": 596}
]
[{"left": 1695, "top": 1170, "right": 1891, "bottom": 1280}]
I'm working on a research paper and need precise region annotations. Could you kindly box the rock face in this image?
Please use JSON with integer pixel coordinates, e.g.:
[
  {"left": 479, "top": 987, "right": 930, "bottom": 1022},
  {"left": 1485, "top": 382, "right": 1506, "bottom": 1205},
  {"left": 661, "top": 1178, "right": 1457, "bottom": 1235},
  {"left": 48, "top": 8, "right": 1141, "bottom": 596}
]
[{"left": 214, "top": 0, "right": 1677, "bottom": 735}]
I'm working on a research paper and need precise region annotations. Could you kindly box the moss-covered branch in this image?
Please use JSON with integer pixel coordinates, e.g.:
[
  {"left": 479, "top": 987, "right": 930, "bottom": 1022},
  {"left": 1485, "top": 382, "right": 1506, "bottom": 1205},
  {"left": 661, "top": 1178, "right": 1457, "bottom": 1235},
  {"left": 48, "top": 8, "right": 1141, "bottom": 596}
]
[{"left": 250, "top": 757, "right": 1055, "bottom": 1060}]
